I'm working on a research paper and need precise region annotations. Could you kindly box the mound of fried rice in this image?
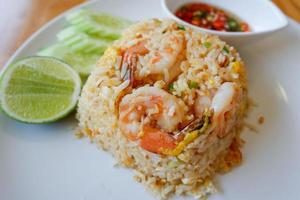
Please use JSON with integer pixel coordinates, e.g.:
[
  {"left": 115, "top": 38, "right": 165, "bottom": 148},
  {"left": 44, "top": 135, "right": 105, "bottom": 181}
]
[{"left": 77, "top": 19, "right": 248, "bottom": 199}]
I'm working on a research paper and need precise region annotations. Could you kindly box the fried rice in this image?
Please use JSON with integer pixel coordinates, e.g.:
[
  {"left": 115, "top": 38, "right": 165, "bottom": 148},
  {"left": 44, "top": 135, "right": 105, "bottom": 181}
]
[{"left": 77, "top": 19, "right": 248, "bottom": 199}]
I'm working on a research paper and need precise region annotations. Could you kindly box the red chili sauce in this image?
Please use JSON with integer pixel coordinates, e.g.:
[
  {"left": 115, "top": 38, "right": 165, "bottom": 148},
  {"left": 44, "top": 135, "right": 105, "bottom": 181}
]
[{"left": 175, "top": 2, "right": 250, "bottom": 32}]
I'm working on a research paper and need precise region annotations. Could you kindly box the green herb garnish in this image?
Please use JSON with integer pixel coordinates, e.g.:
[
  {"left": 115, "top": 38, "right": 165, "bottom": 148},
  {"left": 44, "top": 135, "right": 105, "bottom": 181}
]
[
  {"left": 203, "top": 42, "right": 212, "bottom": 48},
  {"left": 177, "top": 24, "right": 186, "bottom": 30},
  {"left": 168, "top": 83, "right": 174, "bottom": 91},
  {"left": 228, "top": 18, "right": 240, "bottom": 31},
  {"left": 188, "top": 81, "right": 198, "bottom": 89},
  {"left": 222, "top": 46, "right": 230, "bottom": 54}
]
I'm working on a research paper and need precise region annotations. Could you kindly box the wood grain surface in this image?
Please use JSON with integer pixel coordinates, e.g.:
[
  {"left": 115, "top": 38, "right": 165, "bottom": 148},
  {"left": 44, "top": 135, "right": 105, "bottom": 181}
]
[
  {"left": 0, "top": 0, "right": 299, "bottom": 67},
  {"left": 273, "top": 0, "right": 300, "bottom": 22}
]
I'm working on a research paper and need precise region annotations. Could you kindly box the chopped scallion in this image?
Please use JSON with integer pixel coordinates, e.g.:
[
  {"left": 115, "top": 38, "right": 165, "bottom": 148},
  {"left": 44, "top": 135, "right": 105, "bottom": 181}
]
[
  {"left": 223, "top": 46, "right": 230, "bottom": 54},
  {"left": 188, "top": 81, "right": 198, "bottom": 89},
  {"left": 168, "top": 83, "right": 174, "bottom": 91},
  {"left": 228, "top": 18, "right": 239, "bottom": 31},
  {"left": 177, "top": 24, "right": 186, "bottom": 30},
  {"left": 203, "top": 42, "right": 212, "bottom": 48}
]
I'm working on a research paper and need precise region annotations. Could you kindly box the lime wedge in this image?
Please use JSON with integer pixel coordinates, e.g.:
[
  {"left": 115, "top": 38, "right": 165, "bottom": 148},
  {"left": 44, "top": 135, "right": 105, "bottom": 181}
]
[{"left": 0, "top": 56, "right": 81, "bottom": 123}]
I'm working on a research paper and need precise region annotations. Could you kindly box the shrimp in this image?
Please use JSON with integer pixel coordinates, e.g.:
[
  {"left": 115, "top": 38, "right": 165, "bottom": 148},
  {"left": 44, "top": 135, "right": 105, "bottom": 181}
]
[
  {"left": 141, "top": 32, "right": 185, "bottom": 83},
  {"left": 120, "top": 31, "right": 184, "bottom": 85},
  {"left": 194, "top": 82, "right": 237, "bottom": 137},
  {"left": 115, "top": 41, "right": 149, "bottom": 113},
  {"left": 194, "top": 95, "right": 211, "bottom": 119},
  {"left": 117, "top": 36, "right": 184, "bottom": 113},
  {"left": 211, "top": 83, "right": 236, "bottom": 121},
  {"left": 120, "top": 41, "right": 149, "bottom": 84},
  {"left": 118, "top": 86, "right": 186, "bottom": 153},
  {"left": 210, "top": 82, "right": 237, "bottom": 137}
]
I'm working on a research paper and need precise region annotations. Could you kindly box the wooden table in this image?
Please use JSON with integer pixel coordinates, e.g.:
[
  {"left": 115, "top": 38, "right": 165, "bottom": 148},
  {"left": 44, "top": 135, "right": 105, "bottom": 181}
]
[{"left": 1, "top": 0, "right": 299, "bottom": 67}]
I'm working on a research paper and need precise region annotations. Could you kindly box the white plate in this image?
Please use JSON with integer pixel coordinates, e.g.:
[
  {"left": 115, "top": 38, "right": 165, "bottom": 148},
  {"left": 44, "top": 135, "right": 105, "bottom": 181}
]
[{"left": 1, "top": 0, "right": 300, "bottom": 200}]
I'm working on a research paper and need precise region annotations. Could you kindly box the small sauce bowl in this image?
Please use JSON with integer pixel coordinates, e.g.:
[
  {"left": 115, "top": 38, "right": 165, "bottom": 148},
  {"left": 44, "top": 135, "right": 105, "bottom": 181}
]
[{"left": 161, "top": 0, "right": 288, "bottom": 46}]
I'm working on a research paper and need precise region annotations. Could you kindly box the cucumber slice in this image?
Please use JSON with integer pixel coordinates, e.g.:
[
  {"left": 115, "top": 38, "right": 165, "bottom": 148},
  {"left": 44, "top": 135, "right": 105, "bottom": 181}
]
[
  {"left": 57, "top": 27, "right": 111, "bottom": 53},
  {"left": 66, "top": 9, "right": 131, "bottom": 39},
  {"left": 38, "top": 44, "right": 101, "bottom": 78},
  {"left": 36, "top": 10, "right": 132, "bottom": 80},
  {"left": 67, "top": 9, "right": 131, "bottom": 29}
]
